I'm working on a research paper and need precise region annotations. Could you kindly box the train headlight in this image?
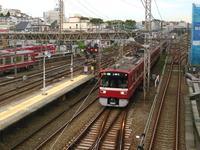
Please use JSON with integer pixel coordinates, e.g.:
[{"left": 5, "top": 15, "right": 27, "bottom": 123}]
[
  {"left": 100, "top": 90, "right": 106, "bottom": 94},
  {"left": 120, "top": 91, "right": 127, "bottom": 95}
]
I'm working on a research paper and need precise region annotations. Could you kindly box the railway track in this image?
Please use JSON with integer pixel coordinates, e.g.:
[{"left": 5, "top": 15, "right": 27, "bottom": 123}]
[
  {"left": 0, "top": 42, "right": 139, "bottom": 105},
  {"left": 65, "top": 106, "right": 133, "bottom": 150},
  {"left": 8, "top": 86, "right": 99, "bottom": 150},
  {"left": 0, "top": 42, "right": 140, "bottom": 86},
  {"left": 148, "top": 60, "right": 181, "bottom": 149},
  {"left": 0, "top": 55, "right": 115, "bottom": 105},
  {"left": 0, "top": 42, "right": 145, "bottom": 149},
  {"left": 142, "top": 39, "right": 186, "bottom": 149},
  {"left": 0, "top": 64, "right": 83, "bottom": 104}
]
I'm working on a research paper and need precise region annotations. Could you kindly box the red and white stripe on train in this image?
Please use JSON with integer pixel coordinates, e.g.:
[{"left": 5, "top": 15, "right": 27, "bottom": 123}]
[
  {"left": 0, "top": 50, "right": 35, "bottom": 75},
  {"left": 0, "top": 44, "right": 56, "bottom": 56},
  {"left": 98, "top": 41, "right": 168, "bottom": 107}
]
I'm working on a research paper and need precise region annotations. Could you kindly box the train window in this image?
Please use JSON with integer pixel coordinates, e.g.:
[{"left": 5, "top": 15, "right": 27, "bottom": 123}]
[
  {"left": 24, "top": 55, "right": 28, "bottom": 61},
  {"left": 135, "top": 70, "right": 138, "bottom": 81},
  {"left": 101, "top": 78, "right": 109, "bottom": 87},
  {"left": 0, "top": 58, "right": 3, "bottom": 65},
  {"left": 132, "top": 74, "right": 135, "bottom": 82},
  {"left": 6, "top": 57, "right": 11, "bottom": 65},
  {"left": 110, "top": 79, "right": 118, "bottom": 88},
  {"left": 100, "top": 76, "right": 128, "bottom": 88},
  {"left": 17, "top": 56, "right": 22, "bottom": 62},
  {"left": 118, "top": 79, "right": 128, "bottom": 88}
]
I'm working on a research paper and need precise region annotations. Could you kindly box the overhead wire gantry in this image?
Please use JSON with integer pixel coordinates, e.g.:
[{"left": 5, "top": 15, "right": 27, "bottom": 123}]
[{"left": 143, "top": 0, "right": 152, "bottom": 99}]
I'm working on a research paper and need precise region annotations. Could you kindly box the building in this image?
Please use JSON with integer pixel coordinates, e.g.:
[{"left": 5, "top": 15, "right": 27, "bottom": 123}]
[
  {"left": 151, "top": 19, "right": 161, "bottom": 31},
  {"left": 43, "top": 0, "right": 65, "bottom": 25},
  {"left": 15, "top": 22, "right": 32, "bottom": 32},
  {"left": 0, "top": 5, "right": 34, "bottom": 30},
  {"left": 0, "top": 16, "right": 18, "bottom": 30},
  {"left": 43, "top": 10, "right": 59, "bottom": 24},
  {"left": 31, "top": 17, "right": 49, "bottom": 32},
  {"left": 1, "top": 8, "right": 21, "bottom": 17},
  {"left": 178, "top": 21, "right": 188, "bottom": 28},
  {"left": 63, "top": 14, "right": 93, "bottom": 32}
]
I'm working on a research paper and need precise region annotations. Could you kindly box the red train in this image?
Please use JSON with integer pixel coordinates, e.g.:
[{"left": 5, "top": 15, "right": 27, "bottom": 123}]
[
  {"left": 98, "top": 41, "right": 168, "bottom": 107},
  {"left": 0, "top": 44, "right": 56, "bottom": 56},
  {"left": 0, "top": 50, "right": 35, "bottom": 75}
]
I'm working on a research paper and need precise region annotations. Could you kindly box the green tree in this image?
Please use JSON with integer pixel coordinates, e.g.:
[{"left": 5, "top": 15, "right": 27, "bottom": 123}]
[
  {"left": 5, "top": 11, "right": 10, "bottom": 17},
  {"left": 80, "top": 17, "right": 90, "bottom": 20},
  {"left": 0, "top": 13, "right": 4, "bottom": 17},
  {"left": 77, "top": 41, "right": 86, "bottom": 50},
  {"left": 124, "top": 20, "right": 136, "bottom": 26},
  {"left": 90, "top": 18, "right": 103, "bottom": 24},
  {"left": 106, "top": 21, "right": 112, "bottom": 25}
]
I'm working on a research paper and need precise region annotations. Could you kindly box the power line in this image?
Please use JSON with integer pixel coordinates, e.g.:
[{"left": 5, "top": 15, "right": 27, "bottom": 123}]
[
  {"left": 84, "top": 0, "right": 112, "bottom": 20},
  {"left": 77, "top": 0, "right": 103, "bottom": 18},
  {"left": 64, "top": 0, "right": 92, "bottom": 17},
  {"left": 154, "top": 0, "right": 163, "bottom": 20},
  {"left": 121, "top": 0, "right": 142, "bottom": 9}
]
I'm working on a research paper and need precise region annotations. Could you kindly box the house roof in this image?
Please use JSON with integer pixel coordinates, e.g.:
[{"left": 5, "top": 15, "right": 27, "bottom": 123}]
[
  {"left": 15, "top": 22, "right": 30, "bottom": 30},
  {"left": 50, "top": 20, "right": 58, "bottom": 29}
]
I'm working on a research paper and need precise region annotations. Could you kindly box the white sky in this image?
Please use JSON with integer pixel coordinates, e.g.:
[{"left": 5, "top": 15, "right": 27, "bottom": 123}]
[{"left": 0, "top": 0, "right": 199, "bottom": 22}]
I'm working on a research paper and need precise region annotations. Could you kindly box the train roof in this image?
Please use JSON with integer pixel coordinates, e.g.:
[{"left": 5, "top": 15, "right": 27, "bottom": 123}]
[
  {"left": 104, "top": 49, "right": 145, "bottom": 73},
  {"left": 0, "top": 50, "right": 33, "bottom": 56}
]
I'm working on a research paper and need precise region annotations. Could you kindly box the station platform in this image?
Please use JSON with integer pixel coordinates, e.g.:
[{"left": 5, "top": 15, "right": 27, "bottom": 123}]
[
  {"left": 0, "top": 74, "right": 95, "bottom": 132},
  {"left": 185, "top": 78, "right": 200, "bottom": 149}
]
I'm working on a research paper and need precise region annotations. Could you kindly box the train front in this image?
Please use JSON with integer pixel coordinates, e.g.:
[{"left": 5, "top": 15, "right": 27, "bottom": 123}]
[{"left": 99, "top": 71, "right": 129, "bottom": 107}]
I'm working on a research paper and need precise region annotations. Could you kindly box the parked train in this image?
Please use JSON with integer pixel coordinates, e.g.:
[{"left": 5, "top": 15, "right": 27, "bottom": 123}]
[
  {"left": 0, "top": 44, "right": 56, "bottom": 56},
  {"left": 98, "top": 41, "right": 168, "bottom": 107},
  {"left": 0, "top": 50, "right": 35, "bottom": 75}
]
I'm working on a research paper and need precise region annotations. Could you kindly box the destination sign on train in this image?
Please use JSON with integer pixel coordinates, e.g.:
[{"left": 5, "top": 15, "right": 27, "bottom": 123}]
[{"left": 101, "top": 72, "right": 127, "bottom": 76}]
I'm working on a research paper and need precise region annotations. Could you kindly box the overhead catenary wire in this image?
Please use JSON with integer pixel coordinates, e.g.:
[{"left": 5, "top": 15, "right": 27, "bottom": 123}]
[
  {"left": 121, "top": 0, "right": 143, "bottom": 9},
  {"left": 64, "top": 0, "right": 92, "bottom": 17},
  {"left": 84, "top": 0, "right": 112, "bottom": 20},
  {"left": 49, "top": 78, "right": 99, "bottom": 150},
  {"left": 154, "top": 0, "right": 163, "bottom": 21},
  {"left": 48, "top": 31, "right": 148, "bottom": 149},
  {"left": 77, "top": 0, "right": 104, "bottom": 18},
  {"left": 49, "top": 54, "right": 121, "bottom": 149},
  {"left": 65, "top": 0, "right": 109, "bottom": 19}
]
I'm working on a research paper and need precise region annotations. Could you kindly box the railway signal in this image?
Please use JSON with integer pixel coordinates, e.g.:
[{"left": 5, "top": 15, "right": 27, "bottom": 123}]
[{"left": 94, "top": 43, "right": 99, "bottom": 53}]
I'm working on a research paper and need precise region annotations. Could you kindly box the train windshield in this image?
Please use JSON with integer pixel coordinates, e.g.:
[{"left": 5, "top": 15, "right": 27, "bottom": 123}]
[{"left": 100, "top": 72, "right": 128, "bottom": 88}]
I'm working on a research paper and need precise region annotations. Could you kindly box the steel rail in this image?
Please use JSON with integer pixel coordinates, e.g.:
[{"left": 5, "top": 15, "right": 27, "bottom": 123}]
[
  {"left": 148, "top": 61, "right": 173, "bottom": 149},
  {"left": 149, "top": 49, "right": 182, "bottom": 149},
  {"left": 34, "top": 97, "right": 100, "bottom": 150},
  {"left": 9, "top": 88, "right": 98, "bottom": 150},
  {"left": 175, "top": 56, "right": 181, "bottom": 149}
]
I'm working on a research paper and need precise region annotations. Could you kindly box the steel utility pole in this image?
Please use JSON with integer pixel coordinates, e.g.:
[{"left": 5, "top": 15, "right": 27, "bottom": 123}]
[
  {"left": 186, "top": 22, "right": 190, "bottom": 64},
  {"left": 14, "top": 39, "right": 17, "bottom": 75},
  {"left": 143, "top": 0, "right": 152, "bottom": 99},
  {"left": 58, "top": 0, "right": 64, "bottom": 52}
]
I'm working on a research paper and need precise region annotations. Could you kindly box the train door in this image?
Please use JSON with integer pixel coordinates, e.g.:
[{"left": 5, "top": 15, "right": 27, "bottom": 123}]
[
  {"left": 0, "top": 57, "right": 4, "bottom": 66},
  {"left": 5, "top": 56, "right": 11, "bottom": 65}
]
